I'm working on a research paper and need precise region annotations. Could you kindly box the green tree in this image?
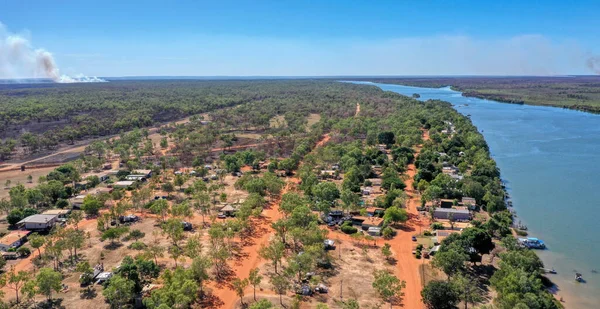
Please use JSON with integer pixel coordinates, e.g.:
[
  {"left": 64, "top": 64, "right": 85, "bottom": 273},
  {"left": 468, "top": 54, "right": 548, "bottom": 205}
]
[
  {"left": 190, "top": 255, "right": 212, "bottom": 295},
  {"left": 383, "top": 206, "right": 409, "bottom": 226},
  {"left": 81, "top": 195, "right": 102, "bottom": 216},
  {"left": 381, "top": 243, "right": 393, "bottom": 262},
  {"left": 101, "top": 226, "right": 130, "bottom": 247},
  {"left": 103, "top": 275, "right": 135, "bottom": 308},
  {"left": 174, "top": 174, "right": 185, "bottom": 191},
  {"left": 372, "top": 270, "right": 405, "bottom": 309},
  {"left": 36, "top": 268, "right": 62, "bottom": 301},
  {"left": 232, "top": 277, "right": 249, "bottom": 306},
  {"left": 4, "top": 268, "right": 30, "bottom": 304},
  {"left": 144, "top": 267, "right": 199, "bottom": 309},
  {"left": 259, "top": 240, "right": 285, "bottom": 273},
  {"left": 454, "top": 274, "right": 484, "bottom": 309},
  {"left": 270, "top": 274, "right": 290, "bottom": 307},
  {"left": 432, "top": 248, "right": 467, "bottom": 279},
  {"left": 150, "top": 199, "right": 169, "bottom": 222},
  {"left": 248, "top": 267, "right": 263, "bottom": 302},
  {"left": 250, "top": 299, "right": 274, "bottom": 309},
  {"left": 342, "top": 299, "right": 360, "bottom": 309},
  {"left": 421, "top": 280, "right": 460, "bottom": 309}
]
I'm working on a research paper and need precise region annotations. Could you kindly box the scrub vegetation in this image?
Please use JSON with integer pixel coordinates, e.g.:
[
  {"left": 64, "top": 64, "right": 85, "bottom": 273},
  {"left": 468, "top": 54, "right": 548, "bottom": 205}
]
[{"left": 0, "top": 80, "right": 560, "bottom": 308}]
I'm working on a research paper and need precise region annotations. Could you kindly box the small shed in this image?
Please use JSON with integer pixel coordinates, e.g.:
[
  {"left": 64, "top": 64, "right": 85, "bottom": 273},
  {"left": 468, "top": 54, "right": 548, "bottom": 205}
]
[
  {"left": 367, "top": 227, "right": 382, "bottom": 236},
  {"left": 113, "top": 181, "right": 135, "bottom": 189},
  {"left": 70, "top": 194, "right": 88, "bottom": 208},
  {"left": 220, "top": 205, "right": 236, "bottom": 216}
]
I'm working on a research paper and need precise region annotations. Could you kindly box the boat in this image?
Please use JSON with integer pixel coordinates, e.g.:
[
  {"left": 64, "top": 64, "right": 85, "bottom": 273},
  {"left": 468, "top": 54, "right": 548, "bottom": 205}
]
[
  {"left": 576, "top": 273, "right": 584, "bottom": 282},
  {"left": 518, "top": 237, "right": 546, "bottom": 249},
  {"left": 542, "top": 268, "right": 557, "bottom": 274}
]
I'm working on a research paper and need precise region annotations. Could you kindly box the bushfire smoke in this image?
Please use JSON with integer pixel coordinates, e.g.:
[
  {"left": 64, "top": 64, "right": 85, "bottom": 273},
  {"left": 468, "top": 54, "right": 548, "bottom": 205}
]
[
  {"left": 0, "top": 23, "right": 105, "bottom": 83},
  {"left": 587, "top": 57, "right": 600, "bottom": 75}
]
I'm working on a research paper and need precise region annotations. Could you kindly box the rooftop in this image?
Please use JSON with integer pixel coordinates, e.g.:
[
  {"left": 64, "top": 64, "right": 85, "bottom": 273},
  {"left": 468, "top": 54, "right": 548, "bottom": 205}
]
[
  {"left": 42, "top": 209, "right": 71, "bottom": 216},
  {"left": 434, "top": 208, "right": 469, "bottom": 214},
  {"left": 353, "top": 216, "right": 384, "bottom": 226},
  {"left": 17, "top": 214, "right": 58, "bottom": 224},
  {"left": 114, "top": 181, "right": 135, "bottom": 186},
  {"left": 0, "top": 231, "right": 31, "bottom": 245}
]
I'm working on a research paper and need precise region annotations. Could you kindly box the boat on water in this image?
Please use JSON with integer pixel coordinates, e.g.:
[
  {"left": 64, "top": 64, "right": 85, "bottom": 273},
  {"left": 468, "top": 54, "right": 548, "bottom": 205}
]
[
  {"left": 542, "top": 268, "right": 557, "bottom": 274},
  {"left": 576, "top": 273, "right": 585, "bottom": 282},
  {"left": 519, "top": 237, "right": 546, "bottom": 249}
]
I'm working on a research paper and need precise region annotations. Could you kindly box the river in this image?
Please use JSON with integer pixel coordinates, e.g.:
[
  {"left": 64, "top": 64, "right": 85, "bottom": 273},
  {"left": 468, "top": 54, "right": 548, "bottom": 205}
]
[{"left": 351, "top": 81, "right": 600, "bottom": 309}]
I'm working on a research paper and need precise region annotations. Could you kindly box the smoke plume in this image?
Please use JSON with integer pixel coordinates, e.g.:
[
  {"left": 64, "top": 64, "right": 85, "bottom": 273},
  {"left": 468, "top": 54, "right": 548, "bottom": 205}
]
[
  {"left": 587, "top": 57, "right": 600, "bottom": 74},
  {"left": 0, "top": 23, "right": 105, "bottom": 83}
]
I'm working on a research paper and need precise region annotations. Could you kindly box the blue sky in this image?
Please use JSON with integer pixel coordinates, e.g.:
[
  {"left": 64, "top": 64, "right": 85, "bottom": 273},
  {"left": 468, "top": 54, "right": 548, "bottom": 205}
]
[{"left": 1, "top": 0, "right": 600, "bottom": 77}]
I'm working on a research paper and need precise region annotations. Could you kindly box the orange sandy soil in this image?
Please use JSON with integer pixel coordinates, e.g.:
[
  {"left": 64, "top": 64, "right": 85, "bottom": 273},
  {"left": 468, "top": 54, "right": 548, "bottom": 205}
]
[
  {"left": 209, "top": 134, "right": 330, "bottom": 309},
  {"left": 326, "top": 130, "right": 431, "bottom": 309},
  {"left": 384, "top": 130, "right": 431, "bottom": 309}
]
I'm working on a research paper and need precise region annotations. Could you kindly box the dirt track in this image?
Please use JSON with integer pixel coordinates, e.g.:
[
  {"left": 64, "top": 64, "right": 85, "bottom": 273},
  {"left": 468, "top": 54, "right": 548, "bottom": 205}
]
[
  {"left": 385, "top": 130, "right": 430, "bottom": 309},
  {"left": 211, "top": 134, "right": 330, "bottom": 308}
]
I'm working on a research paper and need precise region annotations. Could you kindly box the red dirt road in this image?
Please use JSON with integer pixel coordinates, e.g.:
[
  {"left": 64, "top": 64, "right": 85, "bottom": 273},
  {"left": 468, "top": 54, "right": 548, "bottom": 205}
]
[
  {"left": 211, "top": 134, "right": 330, "bottom": 308},
  {"left": 385, "top": 130, "right": 430, "bottom": 309}
]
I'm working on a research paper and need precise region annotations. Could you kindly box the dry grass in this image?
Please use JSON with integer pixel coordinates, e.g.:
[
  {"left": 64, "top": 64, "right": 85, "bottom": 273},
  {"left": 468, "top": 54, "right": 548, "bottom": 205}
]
[
  {"left": 306, "top": 113, "right": 321, "bottom": 132},
  {"left": 269, "top": 115, "right": 287, "bottom": 128}
]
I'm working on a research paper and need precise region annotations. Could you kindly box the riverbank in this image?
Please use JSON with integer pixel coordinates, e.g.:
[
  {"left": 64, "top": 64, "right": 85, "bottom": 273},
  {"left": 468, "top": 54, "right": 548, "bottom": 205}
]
[
  {"left": 360, "top": 81, "right": 600, "bottom": 309},
  {"left": 353, "top": 76, "right": 600, "bottom": 114}
]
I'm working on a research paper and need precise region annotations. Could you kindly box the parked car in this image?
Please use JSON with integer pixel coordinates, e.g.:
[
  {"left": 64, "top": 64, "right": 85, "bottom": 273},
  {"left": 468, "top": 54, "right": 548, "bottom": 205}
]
[
  {"left": 411, "top": 236, "right": 417, "bottom": 241},
  {"left": 182, "top": 221, "right": 193, "bottom": 231},
  {"left": 217, "top": 212, "right": 226, "bottom": 219}
]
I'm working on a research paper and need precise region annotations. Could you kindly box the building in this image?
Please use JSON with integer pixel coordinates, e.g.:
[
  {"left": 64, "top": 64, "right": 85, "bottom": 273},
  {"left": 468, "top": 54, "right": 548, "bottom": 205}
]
[
  {"left": 439, "top": 199, "right": 455, "bottom": 208},
  {"left": 461, "top": 197, "right": 477, "bottom": 206},
  {"left": 433, "top": 208, "right": 470, "bottom": 221},
  {"left": 17, "top": 214, "right": 59, "bottom": 231},
  {"left": 220, "top": 205, "right": 237, "bottom": 216},
  {"left": 0, "top": 231, "right": 31, "bottom": 251},
  {"left": 88, "top": 187, "right": 113, "bottom": 195},
  {"left": 125, "top": 175, "right": 148, "bottom": 182},
  {"left": 74, "top": 180, "right": 89, "bottom": 190},
  {"left": 433, "top": 229, "right": 460, "bottom": 244},
  {"left": 113, "top": 181, "right": 135, "bottom": 189},
  {"left": 365, "top": 207, "right": 384, "bottom": 217},
  {"left": 367, "top": 227, "right": 382, "bottom": 236},
  {"left": 83, "top": 172, "right": 110, "bottom": 183},
  {"left": 351, "top": 216, "right": 384, "bottom": 229},
  {"left": 42, "top": 209, "right": 71, "bottom": 219},
  {"left": 133, "top": 169, "right": 152, "bottom": 178},
  {"left": 361, "top": 187, "right": 373, "bottom": 196},
  {"left": 70, "top": 194, "right": 88, "bottom": 208}
]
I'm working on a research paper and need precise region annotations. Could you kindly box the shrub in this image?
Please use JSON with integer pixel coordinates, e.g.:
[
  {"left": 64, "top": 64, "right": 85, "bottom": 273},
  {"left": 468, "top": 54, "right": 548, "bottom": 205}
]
[
  {"left": 7, "top": 210, "right": 23, "bottom": 226},
  {"left": 516, "top": 229, "right": 528, "bottom": 236},
  {"left": 56, "top": 199, "right": 69, "bottom": 209},
  {"left": 423, "top": 230, "right": 432, "bottom": 236},
  {"left": 382, "top": 226, "right": 395, "bottom": 239},
  {"left": 431, "top": 223, "right": 444, "bottom": 230},
  {"left": 128, "top": 229, "right": 145, "bottom": 241},
  {"left": 416, "top": 244, "right": 424, "bottom": 250},
  {"left": 17, "top": 247, "right": 31, "bottom": 257},
  {"left": 129, "top": 241, "right": 147, "bottom": 250},
  {"left": 341, "top": 225, "right": 358, "bottom": 234},
  {"left": 415, "top": 252, "right": 421, "bottom": 259}
]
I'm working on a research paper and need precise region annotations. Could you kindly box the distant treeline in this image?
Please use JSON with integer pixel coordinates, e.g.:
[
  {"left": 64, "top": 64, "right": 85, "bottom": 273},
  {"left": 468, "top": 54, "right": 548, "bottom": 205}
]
[
  {"left": 0, "top": 80, "right": 367, "bottom": 160},
  {"left": 355, "top": 76, "right": 600, "bottom": 113}
]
